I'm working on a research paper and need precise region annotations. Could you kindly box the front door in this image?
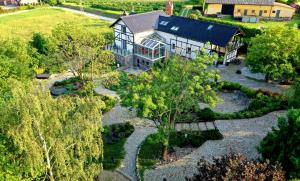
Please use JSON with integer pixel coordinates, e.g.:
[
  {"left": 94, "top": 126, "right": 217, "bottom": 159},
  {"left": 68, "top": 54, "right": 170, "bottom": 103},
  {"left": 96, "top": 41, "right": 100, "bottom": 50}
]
[
  {"left": 221, "top": 4, "right": 234, "bottom": 15},
  {"left": 244, "top": 9, "right": 248, "bottom": 16},
  {"left": 259, "top": 10, "right": 263, "bottom": 16},
  {"left": 276, "top": 10, "right": 280, "bottom": 18}
]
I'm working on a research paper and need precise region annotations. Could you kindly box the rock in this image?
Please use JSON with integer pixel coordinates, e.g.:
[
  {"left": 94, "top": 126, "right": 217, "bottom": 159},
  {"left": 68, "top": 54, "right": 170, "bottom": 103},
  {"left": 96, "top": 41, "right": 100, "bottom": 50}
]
[
  {"left": 50, "top": 87, "right": 67, "bottom": 96},
  {"left": 36, "top": 73, "right": 51, "bottom": 79}
]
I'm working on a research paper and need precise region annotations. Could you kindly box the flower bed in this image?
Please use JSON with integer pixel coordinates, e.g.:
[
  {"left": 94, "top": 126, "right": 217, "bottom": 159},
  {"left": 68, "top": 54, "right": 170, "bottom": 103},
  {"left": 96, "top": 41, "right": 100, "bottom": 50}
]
[{"left": 137, "top": 130, "right": 223, "bottom": 180}]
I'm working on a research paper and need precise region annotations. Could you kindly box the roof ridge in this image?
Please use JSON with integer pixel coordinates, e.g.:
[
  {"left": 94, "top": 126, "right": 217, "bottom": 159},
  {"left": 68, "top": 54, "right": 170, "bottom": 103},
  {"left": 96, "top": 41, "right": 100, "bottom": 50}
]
[{"left": 122, "top": 10, "right": 165, "bottom": 19}]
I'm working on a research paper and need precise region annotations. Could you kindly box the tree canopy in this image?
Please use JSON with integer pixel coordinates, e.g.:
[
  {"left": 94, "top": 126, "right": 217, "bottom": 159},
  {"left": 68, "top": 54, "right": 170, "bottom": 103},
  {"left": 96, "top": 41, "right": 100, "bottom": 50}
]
[
  {"left": 122, "top": 53, "right": 220, "bottom": 160},
  {"left": 246, "top": 26, "right": 300, "bottom": 82},
  {"left": 0, "top": 80, "right": 105, "bottom": 180}
]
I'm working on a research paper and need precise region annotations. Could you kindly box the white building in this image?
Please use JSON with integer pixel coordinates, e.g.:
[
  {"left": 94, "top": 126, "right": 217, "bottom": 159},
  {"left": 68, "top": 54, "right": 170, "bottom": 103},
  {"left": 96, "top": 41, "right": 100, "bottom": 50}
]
[{"left": 108, "top": 10, "right": 243, "bottom": 70}]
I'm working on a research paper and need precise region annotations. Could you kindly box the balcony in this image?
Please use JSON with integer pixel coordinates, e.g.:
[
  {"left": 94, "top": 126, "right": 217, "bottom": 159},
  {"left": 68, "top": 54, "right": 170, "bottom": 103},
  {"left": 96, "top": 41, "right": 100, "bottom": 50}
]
[{"left": 106, "top": 44, "right": 132, "bottom": 57}]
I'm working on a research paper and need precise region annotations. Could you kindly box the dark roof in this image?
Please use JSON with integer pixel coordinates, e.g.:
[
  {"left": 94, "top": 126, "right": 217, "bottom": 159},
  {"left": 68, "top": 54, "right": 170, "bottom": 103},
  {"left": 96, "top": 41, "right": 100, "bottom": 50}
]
[
  {"left": 110, "top": 11, "right": 167, "bottom": 33},
  {"left": 205, "top": 0, "right": 274, "bottom": 5},
  {"left": 156, "top": 16, "right": 241, "bottom": 47}
]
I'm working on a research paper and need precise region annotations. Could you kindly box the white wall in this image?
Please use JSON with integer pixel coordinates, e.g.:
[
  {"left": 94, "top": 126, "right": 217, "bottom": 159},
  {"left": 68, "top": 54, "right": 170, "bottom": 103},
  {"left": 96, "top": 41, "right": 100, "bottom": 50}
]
[{"left": 113, "top": 20, "right": 134, "bottom": 53}]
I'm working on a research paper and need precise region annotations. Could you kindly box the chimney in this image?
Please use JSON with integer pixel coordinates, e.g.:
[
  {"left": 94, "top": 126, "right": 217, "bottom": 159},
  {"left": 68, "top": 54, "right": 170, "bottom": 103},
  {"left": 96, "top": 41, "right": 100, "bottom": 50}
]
[{"left": 166, "top": 0, "right": 173, "bottom": 16}]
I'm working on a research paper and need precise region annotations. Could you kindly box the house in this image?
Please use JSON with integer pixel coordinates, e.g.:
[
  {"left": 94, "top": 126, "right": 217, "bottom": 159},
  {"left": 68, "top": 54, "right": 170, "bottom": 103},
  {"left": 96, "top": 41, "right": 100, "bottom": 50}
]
[
  {"left": 204, "top": 0, "right": 296, "bottom": 19},
  {"left": 0, "top": 0, "right": 38, "bottom": 6},
  {"left": 108, "top": 8, "right": 243, "bottom": 70}
]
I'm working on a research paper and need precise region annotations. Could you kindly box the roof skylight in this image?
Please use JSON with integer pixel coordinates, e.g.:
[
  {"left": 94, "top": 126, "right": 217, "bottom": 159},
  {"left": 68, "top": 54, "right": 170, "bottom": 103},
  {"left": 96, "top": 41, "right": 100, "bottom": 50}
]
[
  {"left": 207, "top": 25, "right": 214, "bottom": 30},
  {"left": 171, "top": 26, "right": 179, "bottom": 31},
  {"left": 160, "top": 21, "right": 169, "bottom": 26}
]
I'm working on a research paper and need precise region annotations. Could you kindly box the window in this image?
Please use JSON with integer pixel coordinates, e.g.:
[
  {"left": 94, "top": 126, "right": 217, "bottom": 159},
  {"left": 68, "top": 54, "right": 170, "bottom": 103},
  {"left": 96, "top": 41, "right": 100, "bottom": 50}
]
[
  {"left": 160, "top": 21, "right": 169, "bottom": 26},
  {"left": 186, "top": 47, "right": 191, "bottom": 54},
  {"left": 259, "top": 10, "right": 263, "bottom": 16},
  {"left": 252, "top": 10, "right": 255, "bottom": 14},
  {"left": 122, "top": 40, "right": 127, "bottom": 49},
  {"left": 146, "top": 62, "right": 150, "bottom": 66},
  {"left": 244, "top": 9, "right": 248, "bottom": 16},
  {"left": 171, "top": 26, "right": 179, "bottom": 31},
  {"left": 121, "top": 26, "right": 126, "bottom": 33},
  {"left": 172, "top": 43, "right": 176, "bottom": 49},
  {"left": 237, "top": 9, "right": 241, "bottom": 12},
  {"left": 272, "top": 10, "right": 276, "bottom": 13},
  {"left": 264, "top": 10, "right": 267, "bottom": 13}
]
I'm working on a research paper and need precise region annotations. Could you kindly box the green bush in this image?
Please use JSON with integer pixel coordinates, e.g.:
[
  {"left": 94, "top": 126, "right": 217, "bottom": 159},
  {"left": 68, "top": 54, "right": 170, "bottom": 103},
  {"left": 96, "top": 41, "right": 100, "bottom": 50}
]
[
  {"left": 102, "top": 123, "right": 134, "bottom": 170},
  {"left": 101, "top": 95, "right": 117, "bottom": 113},
  {"left": 197, "top": 108, "right": 216, "bottom": 121},
  {"left": 258, "top": 109, "right": 300, "bottom": 178},
  {"left": 53, "top": 76, "right": 80, "bottom": 86}
]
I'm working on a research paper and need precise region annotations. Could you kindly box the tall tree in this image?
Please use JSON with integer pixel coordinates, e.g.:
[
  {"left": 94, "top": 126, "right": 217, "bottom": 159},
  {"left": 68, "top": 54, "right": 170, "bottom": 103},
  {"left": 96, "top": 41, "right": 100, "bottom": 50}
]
[
  {"left": 122, "top": 53, "right": 220, "bottom": 160},
  {"left": 51, "top": 23, "right": 114, "bottom": 82},
  {"left": 246, "top": 26, "right": 300, "bottom": 82},
  {"left": 1, "top": 80, "right": 104, "bottom": 180}
]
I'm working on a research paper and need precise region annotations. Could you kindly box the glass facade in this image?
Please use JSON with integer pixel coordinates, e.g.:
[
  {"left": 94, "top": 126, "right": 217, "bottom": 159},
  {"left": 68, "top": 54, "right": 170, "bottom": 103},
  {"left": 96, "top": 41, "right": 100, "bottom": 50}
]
[{"left": 134, "top": 38, "right": 166, "bottom": 60}]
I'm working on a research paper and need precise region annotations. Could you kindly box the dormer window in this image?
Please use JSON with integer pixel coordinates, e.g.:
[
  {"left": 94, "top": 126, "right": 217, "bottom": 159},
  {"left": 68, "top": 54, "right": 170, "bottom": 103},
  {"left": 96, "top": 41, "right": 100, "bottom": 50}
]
[
  {"left": 171, "top": 26, "right": 179, "bottom": 31},
  {"left": 160, "top": 21, "right": 169, "bottom": 26}
]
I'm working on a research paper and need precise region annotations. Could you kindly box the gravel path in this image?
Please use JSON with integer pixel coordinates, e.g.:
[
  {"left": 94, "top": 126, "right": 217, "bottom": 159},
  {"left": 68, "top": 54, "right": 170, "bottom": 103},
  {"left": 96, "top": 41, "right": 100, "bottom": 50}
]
[
  {"left": 119, "top": 126, "right": 157, "bottom": 181},
  {"left": 144, "top": 111, "right": 286, "bottom": 181},
  {"left": 213, "top": 63, "right": 288, "bottom": 94}
]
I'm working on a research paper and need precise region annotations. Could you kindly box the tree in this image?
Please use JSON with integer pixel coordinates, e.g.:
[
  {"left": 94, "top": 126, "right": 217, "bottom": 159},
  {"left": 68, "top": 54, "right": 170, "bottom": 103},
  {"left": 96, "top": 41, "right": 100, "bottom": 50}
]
[
  {"left": 258, "top": 109, "right": 300, "bottom": 178},
  {"left": 122, "top": 53, "right": 220, "bottom": 160},
  {"left": 52, "top": 23, "right": 114, "bottom": 82},
  {"left": 246, "top": 26, "right": 300, "bottom": 82},
  {"left": 0, "top": 80, "right": 105, "bottom": 180},
  {"left": 187, "top": 153, "right": 285, "bottom": 181}
]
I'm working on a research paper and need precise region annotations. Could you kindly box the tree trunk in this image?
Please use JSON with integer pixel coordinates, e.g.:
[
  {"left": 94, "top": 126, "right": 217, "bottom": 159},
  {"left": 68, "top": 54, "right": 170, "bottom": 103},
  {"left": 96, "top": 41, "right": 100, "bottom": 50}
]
[
  {"left": 265, "top": 73, "right": 271, "bottom": 83},
  {"left": 162, "top": 144, "right": 169, "bottom": 161}
]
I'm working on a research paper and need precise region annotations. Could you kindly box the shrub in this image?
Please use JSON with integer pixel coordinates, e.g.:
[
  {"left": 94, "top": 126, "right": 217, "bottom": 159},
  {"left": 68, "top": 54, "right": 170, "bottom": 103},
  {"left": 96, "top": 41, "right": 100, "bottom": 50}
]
[
  {"left": 188, "top": 153, "right": 285, "bottom": 181},
  {"left": 169, "top": 130, "right": 222, "bottom": 148},
  {"left": 197, "top": 108, "right": 216, "bottom": 121},
  {"left": 101, "top": 95, "right": 117, "bottom": 113},
  {"left": 259, "top": 109, "right": 300, "bottom": 178},
  {"left": 53, "top": 76, "right": 80, "bottom": 86},
  {"left": 287, "top": 80, "right": 300, "bottom": 108}
]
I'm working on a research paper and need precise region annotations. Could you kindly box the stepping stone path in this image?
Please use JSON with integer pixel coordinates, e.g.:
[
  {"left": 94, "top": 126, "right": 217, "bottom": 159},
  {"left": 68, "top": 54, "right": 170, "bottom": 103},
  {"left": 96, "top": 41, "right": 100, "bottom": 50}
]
[{"left": 175, "top": 122, "right": 216, "bottom": 132}]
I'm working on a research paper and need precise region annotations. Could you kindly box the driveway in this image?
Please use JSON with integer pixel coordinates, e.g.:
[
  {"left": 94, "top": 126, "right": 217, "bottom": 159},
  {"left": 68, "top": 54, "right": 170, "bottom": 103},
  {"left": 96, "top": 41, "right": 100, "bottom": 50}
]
[{"left": 53, "top": 6, "right": 117, "bottom": 22}]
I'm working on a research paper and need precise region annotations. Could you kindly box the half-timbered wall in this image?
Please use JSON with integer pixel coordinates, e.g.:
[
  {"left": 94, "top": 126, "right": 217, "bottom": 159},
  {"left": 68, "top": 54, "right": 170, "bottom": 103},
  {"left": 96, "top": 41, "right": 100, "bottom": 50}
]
[{"left": 113, "top": 20, "right": 134, "bottom": 53}]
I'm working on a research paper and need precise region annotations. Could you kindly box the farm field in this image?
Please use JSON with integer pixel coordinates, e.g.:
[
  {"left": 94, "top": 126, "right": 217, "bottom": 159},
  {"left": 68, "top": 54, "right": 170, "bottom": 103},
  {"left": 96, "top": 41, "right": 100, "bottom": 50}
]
[{"left": 0, "top": 7, "right": 111, "bottom": 40}]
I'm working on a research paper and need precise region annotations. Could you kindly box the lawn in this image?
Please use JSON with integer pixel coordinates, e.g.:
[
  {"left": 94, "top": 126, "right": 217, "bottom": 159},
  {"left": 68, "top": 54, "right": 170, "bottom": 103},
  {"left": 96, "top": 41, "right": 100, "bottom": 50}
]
[{"left": 0, "top": 7, "right": 111, "bottom": 40}]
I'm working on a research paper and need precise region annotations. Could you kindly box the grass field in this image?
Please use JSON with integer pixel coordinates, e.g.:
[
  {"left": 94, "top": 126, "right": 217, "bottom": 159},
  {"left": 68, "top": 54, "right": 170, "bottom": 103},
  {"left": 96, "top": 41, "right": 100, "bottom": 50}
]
[{"left": 0, "top": 7, "right": 111, "bottom": 40}]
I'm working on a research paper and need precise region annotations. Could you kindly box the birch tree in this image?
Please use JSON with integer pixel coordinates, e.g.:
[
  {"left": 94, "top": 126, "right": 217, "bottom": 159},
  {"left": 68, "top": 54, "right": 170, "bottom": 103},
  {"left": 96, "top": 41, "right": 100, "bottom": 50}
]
[{"left": 2, "top": 80, "right": 104, "bottom": 180}]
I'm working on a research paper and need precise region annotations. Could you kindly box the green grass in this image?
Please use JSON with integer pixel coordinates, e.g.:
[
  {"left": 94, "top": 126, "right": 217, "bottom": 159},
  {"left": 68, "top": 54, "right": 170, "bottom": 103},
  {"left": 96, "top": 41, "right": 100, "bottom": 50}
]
[
  {"left": 0, "top": 7, "right": 111, "bottom": 40},
  {"left": 137, "top": 130, "right": 223, "bottom": 180}
]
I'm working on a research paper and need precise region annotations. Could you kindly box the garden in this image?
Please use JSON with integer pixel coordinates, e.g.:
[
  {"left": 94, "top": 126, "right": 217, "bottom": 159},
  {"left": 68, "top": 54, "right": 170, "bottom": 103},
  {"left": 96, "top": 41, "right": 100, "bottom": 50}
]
[
  {"left": 137, "top": 129, "right": 223, "bottom": 180},
  {"left": 102, "top": 122, "right": 135, "bottom": 170}
]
